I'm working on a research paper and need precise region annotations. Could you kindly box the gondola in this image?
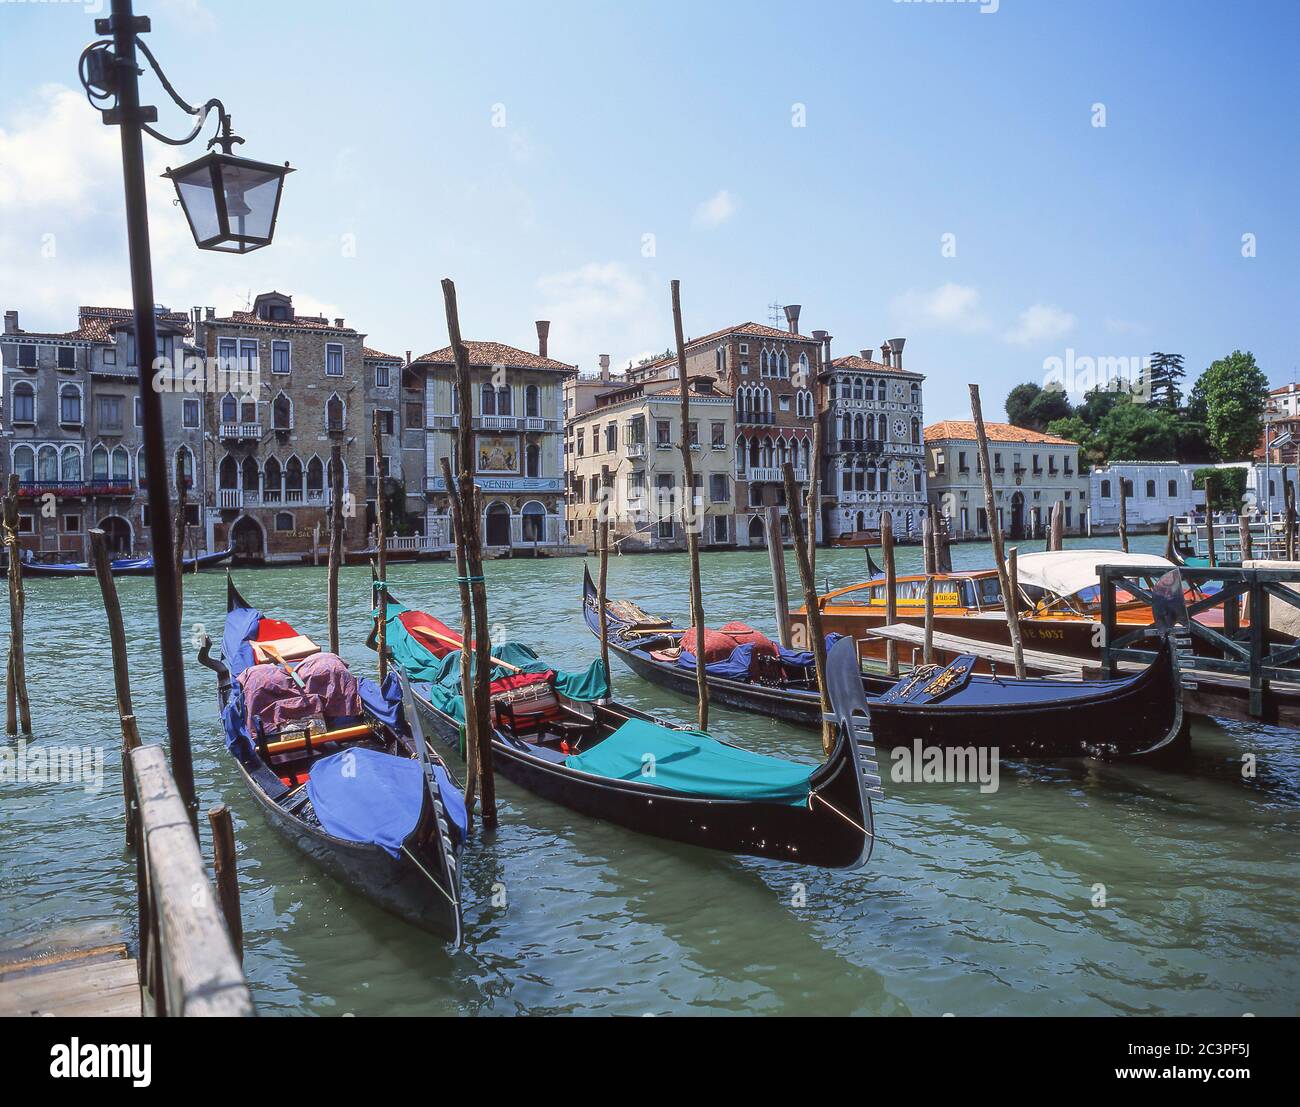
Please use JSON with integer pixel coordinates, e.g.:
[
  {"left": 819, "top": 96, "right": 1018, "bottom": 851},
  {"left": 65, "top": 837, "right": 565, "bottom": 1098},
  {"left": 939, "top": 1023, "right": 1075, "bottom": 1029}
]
[
  {"left": 374, "top": 588, "right": 879, "bottom": 869},
  {"left": 583, "top": 565, "right": 1188, "bottom": 759},
  {"left": 21, "top": 546, "right": 232, "bottom": 577},
  {"left": 197, "top": 575, "right": 465, "bottom": 943}
]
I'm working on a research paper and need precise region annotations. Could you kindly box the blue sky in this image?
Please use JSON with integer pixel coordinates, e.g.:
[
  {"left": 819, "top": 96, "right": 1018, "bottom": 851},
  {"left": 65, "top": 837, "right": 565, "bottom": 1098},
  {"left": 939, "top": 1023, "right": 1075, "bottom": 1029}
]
[{"left": 1, "top": 0, "right": 1296, "bottom": 419}]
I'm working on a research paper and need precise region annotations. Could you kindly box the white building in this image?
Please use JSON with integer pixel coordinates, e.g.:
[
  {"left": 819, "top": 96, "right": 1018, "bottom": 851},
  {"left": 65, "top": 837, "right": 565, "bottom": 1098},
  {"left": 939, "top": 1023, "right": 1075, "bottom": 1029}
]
[
  {"left": 926, "top": 421, "right": 1088, "bottom": 539},
  {"left": 1090, "top": 462, "right": 1207, "bottom": 532},
  {"left": 821, "top": 340, "right": 927, "bottom": 540}
]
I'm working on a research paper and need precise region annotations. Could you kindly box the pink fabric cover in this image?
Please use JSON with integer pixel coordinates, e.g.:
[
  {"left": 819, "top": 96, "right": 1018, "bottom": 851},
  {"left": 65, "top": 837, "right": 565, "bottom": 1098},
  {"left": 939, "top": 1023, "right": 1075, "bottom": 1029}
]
[{"left": 239, "top": 652, "right": 361, "bottom": 736}]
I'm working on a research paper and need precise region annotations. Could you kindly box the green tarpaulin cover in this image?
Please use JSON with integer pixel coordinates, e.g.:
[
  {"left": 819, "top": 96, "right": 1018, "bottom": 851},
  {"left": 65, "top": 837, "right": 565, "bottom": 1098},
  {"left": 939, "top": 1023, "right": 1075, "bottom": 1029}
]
[
  {"left": 564, "top": 717, "right": 814, "bottom": 806},
  {"left": 382, "top": 601, "right": 609, "bottom": 728}
]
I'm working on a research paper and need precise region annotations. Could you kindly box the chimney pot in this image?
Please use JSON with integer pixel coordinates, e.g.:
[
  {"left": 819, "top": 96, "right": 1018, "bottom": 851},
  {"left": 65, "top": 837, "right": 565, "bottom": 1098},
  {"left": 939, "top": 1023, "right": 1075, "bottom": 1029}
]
[
  {"left": 3, "top": 310, "right": 18, "bottom": 334},
  {"left": 783, "top": 304, "right": 802, "bottom": 334},
  {"left": 405, "top": 350, "right": 411, "bottom": 365},
  {"left": 880, "top": 341, "right": 892, "bottom": 368},
  {"left": 535, "top": 320, "right": 550, "bottom": 358},
  {"left": 888, "top": 337, "right": 906, "bottom": 370},
  {"left": 206, "top": 306, "right": 215, "bottom": 320},
  {"left": 861, "top": 349, "right": 873, "bottom": 362},
  {"left": 599, "top": 354, "right": 610, "bottom": 382},
  {"left": 334, "top": 317, "right": 345, "bottom": 329}
]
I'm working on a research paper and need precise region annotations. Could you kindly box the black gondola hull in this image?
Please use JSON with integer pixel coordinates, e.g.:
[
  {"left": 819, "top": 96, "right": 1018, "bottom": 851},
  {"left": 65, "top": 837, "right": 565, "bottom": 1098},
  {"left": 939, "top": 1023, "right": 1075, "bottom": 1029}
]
[
  {"left": 582, "top": 567, "right": 1184, "bottom": 759},
  {"left": 412, "top": 696, "right": 873, "bottom": 869}
]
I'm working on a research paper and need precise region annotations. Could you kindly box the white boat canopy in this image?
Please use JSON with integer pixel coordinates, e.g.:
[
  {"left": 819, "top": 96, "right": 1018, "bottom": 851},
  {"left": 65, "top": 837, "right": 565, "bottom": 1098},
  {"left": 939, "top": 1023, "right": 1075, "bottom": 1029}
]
[{"left": 1011, "top": 549, "right": 1176, "bottom": 599}]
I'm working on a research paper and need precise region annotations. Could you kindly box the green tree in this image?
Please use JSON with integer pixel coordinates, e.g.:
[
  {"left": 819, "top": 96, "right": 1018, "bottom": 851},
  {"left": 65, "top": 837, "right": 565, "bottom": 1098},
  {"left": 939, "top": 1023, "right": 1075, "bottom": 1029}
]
[
  {"left": 1091, "top": 400, "right": 1179, "bottom": 460},
  {"left": 1147, "top": 351, "right": 1186, "bottom": 410},
  {"left": 1193, "top": 467, "right": 1247, "bottom": 513},
  {"left": 1046, "top": 414, "right": 1101, "bottom": 472},
  {"left": 1005, "top": 382, "right": 1042, "bottom": 429},
  {"left": 1200, "top": 350, "right": 1268, "bottom": 459},
  {"left": 1027, "top": 386, "right": 1072, "bottom": 429},
  {"left": 1077, "top": 384, "right": 1128, "bottom": 428}
]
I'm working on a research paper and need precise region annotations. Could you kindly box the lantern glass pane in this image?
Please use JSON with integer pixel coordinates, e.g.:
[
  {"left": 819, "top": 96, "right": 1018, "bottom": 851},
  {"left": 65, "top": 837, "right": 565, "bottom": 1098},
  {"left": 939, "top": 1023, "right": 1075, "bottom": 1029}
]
[
  {"left": 172, "top": 162, "right": 221, "bottom": 243},
  {"left": 219, "top": 162, "right": 282, "bottom": 243}
]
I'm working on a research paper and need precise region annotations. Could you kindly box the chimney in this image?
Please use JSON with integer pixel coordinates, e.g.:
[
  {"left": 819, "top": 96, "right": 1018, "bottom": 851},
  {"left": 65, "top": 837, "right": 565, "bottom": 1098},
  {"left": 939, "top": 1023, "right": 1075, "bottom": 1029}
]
[
  {"left": 334, "top": 317, "right": 345, "bottom": 329},
  {"left": 880, "top": 341, "right": 892, "bottom": 368},
  {"left": 888, "top": 337, "right": 906, "bottom": 370},
  {"left": 599, "top": 354, "right": 610, "bottom": 382},
  {"left": 820, "top": 332, "right": 833, "bottom": 372},
  {"left": 783, "top": 304, "right": 802, "bottom": 334},
  {"left": 861, "top": 349, "right": 874, "bottom": 362},
  {"left": 205, "top": 306, "right": 215, "bottom": 321},
  {"left": 405, "top": 350, "right": 412, "bottom": 365},
  {"left": 535, "top": 320, "right": 550, "bottom": 358},
  {"left": 4, "top": 310, "right": 18, "bottom": 334}
]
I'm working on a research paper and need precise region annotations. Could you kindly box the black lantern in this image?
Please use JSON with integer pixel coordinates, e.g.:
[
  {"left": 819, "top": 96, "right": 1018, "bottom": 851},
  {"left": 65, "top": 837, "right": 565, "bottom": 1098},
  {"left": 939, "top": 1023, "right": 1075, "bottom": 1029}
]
[{"left": 163, "top": 148, "right": 293, "bottom": 254}]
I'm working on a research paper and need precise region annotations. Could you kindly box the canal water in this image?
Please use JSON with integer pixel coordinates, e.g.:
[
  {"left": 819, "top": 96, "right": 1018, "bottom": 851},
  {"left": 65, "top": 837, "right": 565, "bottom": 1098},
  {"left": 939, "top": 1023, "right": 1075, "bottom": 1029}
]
[{"left": 2, "top": 534, "right": 1297, "bottom": 1015}]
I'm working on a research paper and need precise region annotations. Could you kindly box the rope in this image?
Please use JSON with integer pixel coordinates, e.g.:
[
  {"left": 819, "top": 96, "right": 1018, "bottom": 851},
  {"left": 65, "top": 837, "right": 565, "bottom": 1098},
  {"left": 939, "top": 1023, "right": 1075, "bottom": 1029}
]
[
  {"left": 374, "top": 577, "right": 483, "bottom": 591},
  {"left": 808, "top": 790, "right": 872, "bottom": 838}
]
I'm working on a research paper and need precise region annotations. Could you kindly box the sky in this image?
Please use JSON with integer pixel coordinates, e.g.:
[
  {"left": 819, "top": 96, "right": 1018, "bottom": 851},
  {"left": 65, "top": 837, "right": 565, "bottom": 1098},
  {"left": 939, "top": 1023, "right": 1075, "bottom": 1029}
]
[{"left": 1, "top": 0, "right": 1296, "bottom": 421}]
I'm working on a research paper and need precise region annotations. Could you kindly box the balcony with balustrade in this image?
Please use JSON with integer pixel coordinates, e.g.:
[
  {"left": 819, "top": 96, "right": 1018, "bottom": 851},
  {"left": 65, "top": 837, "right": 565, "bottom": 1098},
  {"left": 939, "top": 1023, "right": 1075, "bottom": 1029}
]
[{"left": 220, "top": 422, "right": 262, "bottom": 442}]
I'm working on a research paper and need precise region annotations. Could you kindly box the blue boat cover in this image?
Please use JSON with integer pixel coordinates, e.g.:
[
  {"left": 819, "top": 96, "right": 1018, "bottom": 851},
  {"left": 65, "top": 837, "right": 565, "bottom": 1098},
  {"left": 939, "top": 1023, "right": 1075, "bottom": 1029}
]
[
  {"left": 222, "top": 603, "right": 263, "bottom": 681},
  {"left": 564, "top": 717, "right": 814, "bottom": 806},
  {"left": 676, "top": 633, "right": 845, "bottom": 677},
  {"left": 359, "top": 673, "right": 402, "bottom": 728},
  {"left": 306, "top": 748, "right": 424, "bottom": 858}
]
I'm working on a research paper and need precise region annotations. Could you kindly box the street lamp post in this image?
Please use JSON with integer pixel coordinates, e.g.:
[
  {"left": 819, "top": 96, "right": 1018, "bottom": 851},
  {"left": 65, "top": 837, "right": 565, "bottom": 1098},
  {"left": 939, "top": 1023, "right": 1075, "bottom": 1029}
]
[{"left": 83, "top": 0, "right": 290, "bottom": 830}]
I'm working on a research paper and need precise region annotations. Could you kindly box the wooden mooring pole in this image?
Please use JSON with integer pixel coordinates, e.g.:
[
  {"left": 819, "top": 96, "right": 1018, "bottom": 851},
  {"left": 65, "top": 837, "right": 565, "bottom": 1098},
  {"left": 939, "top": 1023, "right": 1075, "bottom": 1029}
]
[
  {"left": 881, "top": 510, "right": 898, "bottom": 677},
  {"left": 328, "top": 443, "right": 344, "bottom": 656},
  {"left": 207, "top": 803, "right": 243, "bottom": 963},
  {"left": 1165, "top": 515, "right": 1177, "bottom": 561},
  {"left": 1049, "top": 499, "right": 1064, "bottom": 552},
  {"left": 443, "top": 277, "right": 497, "bottom": 828},
  {"left": 922, "top": 512, "right": 935, "bottom": 665},
  {"left": 1118, "top": 481, "right": 1129, "bottom": 552},
  {"left": 969, "top": 385, "right": 1026, "bottom": 678},
  {"left": 1284, "top": 466, "right": 1297, "bottom": 561},
  {"left": 765, "top": 503, "right": 791, "bottom": 648},
  {"left": 373, "top": 411, "right": 389, "bottom": 683},
  {"left": 597, "top": 512, "right": 612, "bottom": 693},
  {"left": 671, "top": 279, "right": 709, "bottom": 733},
  {"left": 174, "top": 474, "right": 187, "bottom": 618},
  {"left": 440, "top": 456, "right": 480, "bottom": 825},
  {"left": 3, "top": 473, "right": 31, "bottom": 736},
  {"left": 1240, "top": 512, "right": 1254, "bottom": 561},
  {"left": 783, "top": 463, "right": 832, "bottom": 754}
]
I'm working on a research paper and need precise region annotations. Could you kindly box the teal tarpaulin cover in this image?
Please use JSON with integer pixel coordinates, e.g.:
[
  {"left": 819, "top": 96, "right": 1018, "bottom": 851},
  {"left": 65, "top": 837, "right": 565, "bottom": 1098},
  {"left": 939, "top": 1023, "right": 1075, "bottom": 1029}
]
[
  {"left": 382, "top": 602, "right": 609, "bottom": 728},
  {"left": 564, "top": 717, "right": 814, "bottom": 806}
]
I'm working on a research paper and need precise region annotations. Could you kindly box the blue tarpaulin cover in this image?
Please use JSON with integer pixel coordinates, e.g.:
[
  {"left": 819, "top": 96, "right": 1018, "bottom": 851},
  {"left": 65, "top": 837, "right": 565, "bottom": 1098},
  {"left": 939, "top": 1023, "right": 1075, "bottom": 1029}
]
[
  {"left": 307, "top": 748, "right": 424, "bottom": 857},
  {"left": 676, "top": 634, "right": 845, "bottom": 677},
  {"left": 222, "top": 603, "right": 263, "bottom": 681},
  {"left": 564, "top": 717, "right": 814, "bottom": 806}
]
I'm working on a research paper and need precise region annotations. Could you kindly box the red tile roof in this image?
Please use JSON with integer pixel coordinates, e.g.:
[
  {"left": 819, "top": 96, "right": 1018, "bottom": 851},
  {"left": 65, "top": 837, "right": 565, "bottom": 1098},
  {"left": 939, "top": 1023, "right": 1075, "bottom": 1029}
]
[
  {"left": 214, "top": 311, "right": 357, "bottom": 333},
  {"left": 3, "top": 306, "right": 190, "bottom": 343},
  {"left": 411, "top": 341, "right": 576, "bottom": 373},
  {"left": 925, "top": 420, "right": 1078, "bottom": 446},
  {"left": 829, "top": 353, "right": 924, "bottom": 379},
  {"left": 363, "top": 346, "right": 402, "bottom": 361}
]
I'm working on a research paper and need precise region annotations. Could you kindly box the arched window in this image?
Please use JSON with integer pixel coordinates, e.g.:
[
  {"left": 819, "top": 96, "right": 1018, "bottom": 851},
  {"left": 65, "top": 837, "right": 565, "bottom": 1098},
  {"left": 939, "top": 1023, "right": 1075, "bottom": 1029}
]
[
  {"left": 136, "top": 448, "right": 147, "bottom": 488},
  {"left": 1100, "top": 479, "right": 1112, "bottom": 498},
  {"left": 779, "top": 351, "right": 789, "bottom": 378},
  {"left": 306, "top": 456, "right": 324, "bottom": 497},
  {"left": 525, "top": 384, "right": 541, "bottom": 418},
  {"left": 1145, "top": 479, "right": 1156, "bottom": 498},
  {"left": 853, "top": 378, "right": 864, "bottom": 401},
  {"left": 220, "top": 392, "right": 238, "bottom": 423},
  {"left": 497, "top": 385, "right": 513, "bottom": 416},
  {"left": 272, "top": 391, "right": 292, "bottom": 431},
  {"left": 480, "top": 382, "right": 495, "bottom": 415},
  {"left": 525, "top": 442, "right": 540, "bottom": 478},
  {"left": 91, "top": 444, "right": 109, "bottom": 480},
  {"left": 325, "top": 393, "right": 345, "bottom": 432},
  {"left": 219, "top": 455, "right": 239, "bottom": 489},
  {"left": 263, "top": 457, "right": 282, "bottom": 502},
  {"left": 175, "top": 446, "right": 194, "bottom": 489},
  {"left": 59, "top": 384, "right": 82, "bottom": 425},
  {"left": 735, "top": 435, "right": 747, "bottom": 477},
  {"left": 910, "top": 383, "right": 920, "bottom": 405},
  {"left": 876, "top": 379, "right": 887, "bottom": 401},
  {"left": 111, "top": 446, "right": 129, "bottom": 482},
  {"left": 275, "top": 511, "right": 294, "bottom": 532},
  {"left": 285, "top": 456, "right": 304, "bottom": 500},
  {"left": 61, "top": 445, "right": 82, "bottom": 481},
  {"left": 760, "top": 349, "right": 769, "bottom": 377},
  {"left": 911, "top": 417, "right": 921, "bottom": 445},
  {"left": 35, "top": 444, "right": 56, "bottom": 483},
  {"left": 10, "top": 381, "right": 35, "bottom": 423},
  {"left": 798, "top": 353, "right": 808, "bottom": 379},
  {"left": 12, "top": 445, "right": 35, "bottom": 482},
  {"left": 241, "top": 456, "right": 259, "bottom": 493}
]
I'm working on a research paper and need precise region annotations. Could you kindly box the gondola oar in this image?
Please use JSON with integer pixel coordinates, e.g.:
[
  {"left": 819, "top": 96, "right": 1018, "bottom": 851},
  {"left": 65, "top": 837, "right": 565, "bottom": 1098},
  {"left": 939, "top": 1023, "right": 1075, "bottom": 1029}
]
[
  {"left": 260, "top": 641, "right": 306, "bottom": 689},
  {"left": 407, "top": 623, "right": 524, "bottom": 673}
]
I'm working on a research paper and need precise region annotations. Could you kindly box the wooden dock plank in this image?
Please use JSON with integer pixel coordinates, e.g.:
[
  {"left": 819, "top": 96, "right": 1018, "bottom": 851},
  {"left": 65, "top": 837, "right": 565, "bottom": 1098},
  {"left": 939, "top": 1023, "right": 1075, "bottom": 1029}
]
[
  {"left": 0, "top": 957, "right": 141, "bottom": 1017},
  {"left": 0, "top": 941, "right": 129, "bottom": 981},
  {"left": 862, "top": 624, "right": 1087, "bottom": 676}
]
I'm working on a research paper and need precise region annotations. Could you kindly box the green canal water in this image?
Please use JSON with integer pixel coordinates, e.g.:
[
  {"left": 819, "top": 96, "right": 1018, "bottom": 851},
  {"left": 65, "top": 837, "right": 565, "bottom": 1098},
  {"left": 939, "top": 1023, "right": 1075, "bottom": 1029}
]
[{"left": 2, "top": 534, "right": 1298, "bottom": 1016}]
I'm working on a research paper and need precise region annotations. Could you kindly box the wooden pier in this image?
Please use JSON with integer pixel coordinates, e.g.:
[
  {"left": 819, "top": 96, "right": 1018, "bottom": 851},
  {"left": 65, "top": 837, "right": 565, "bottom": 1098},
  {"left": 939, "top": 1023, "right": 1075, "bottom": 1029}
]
[{"left": 0, "top": 744, "right": 253, "bottom": 1017}]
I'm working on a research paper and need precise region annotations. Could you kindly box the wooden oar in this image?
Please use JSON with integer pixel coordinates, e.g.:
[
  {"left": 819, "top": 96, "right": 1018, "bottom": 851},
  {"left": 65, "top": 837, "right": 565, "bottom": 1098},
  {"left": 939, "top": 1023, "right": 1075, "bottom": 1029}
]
[
  {"left": 261, "top": 641, "right": 306, "bottom": 689},
  {"left": 264, "top": 722, "right": 371, "bottom": 756},
  {"left": 407, "top": 624, "right": 523, "bottom": 673}
]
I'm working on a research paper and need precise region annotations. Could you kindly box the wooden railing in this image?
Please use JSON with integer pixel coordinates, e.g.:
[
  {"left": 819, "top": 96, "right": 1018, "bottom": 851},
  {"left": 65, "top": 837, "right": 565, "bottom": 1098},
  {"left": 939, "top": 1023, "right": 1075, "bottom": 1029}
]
[
  {"left": 1098, "top": 562, "right": 1300, "bottom": 717},
  {"left": 129, "top": 745, "right": 253, "bottom": 1016}
]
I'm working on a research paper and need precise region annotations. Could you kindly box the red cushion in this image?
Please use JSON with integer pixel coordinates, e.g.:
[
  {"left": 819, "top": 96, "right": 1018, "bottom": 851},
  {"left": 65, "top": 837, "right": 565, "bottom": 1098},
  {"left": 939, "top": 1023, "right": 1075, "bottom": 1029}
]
[
  {"left": 489, "top": 671, "right": 554, "bottom": 696},
  {"left": 398, "top": 610, "right": 465, "bottom": 658},
  {"left": 256, "top": 617, "right": 299, "bottom": 641}
]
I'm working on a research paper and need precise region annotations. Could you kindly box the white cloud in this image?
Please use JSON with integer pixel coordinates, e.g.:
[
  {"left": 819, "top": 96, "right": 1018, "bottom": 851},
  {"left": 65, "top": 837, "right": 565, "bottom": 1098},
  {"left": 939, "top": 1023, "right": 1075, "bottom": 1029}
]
[
  {"left": 889, "top": 282, "right": 991, "bottom": 334},
  {"left": 1003, "top": 303, "right": 1077, "bottom": 346},
  {"left": 0, "top": 85, "right": 120, "bottom": 214},
  {"left": 693, "top": 189, "right": 736, "bottom": 229},
  {"left": 535, "top": 261, "right": 660, "bottom": 372}
]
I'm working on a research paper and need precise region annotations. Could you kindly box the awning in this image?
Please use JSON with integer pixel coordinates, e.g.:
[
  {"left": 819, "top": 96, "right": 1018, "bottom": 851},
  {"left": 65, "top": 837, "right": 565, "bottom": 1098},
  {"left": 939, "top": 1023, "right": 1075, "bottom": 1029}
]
[{"left": 1012, "top": 549, "right": 1175, "bottom": 599}]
